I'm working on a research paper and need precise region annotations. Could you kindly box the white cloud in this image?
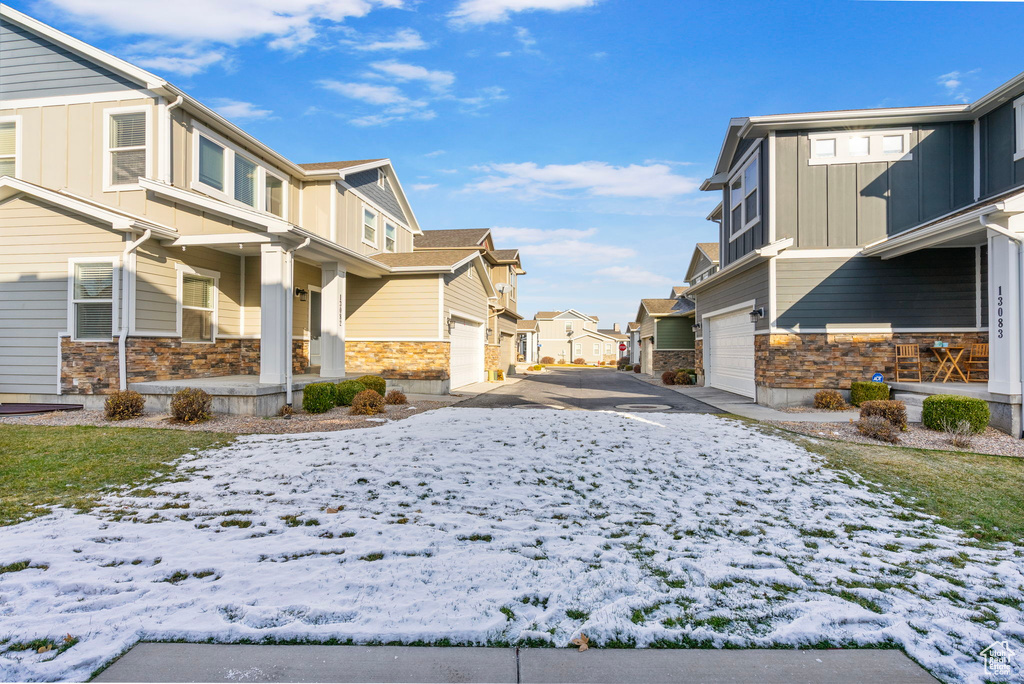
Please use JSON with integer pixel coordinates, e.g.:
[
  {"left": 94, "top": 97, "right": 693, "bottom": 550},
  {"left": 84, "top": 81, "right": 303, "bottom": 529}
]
[
  {"left": 937, "top": 69, "right": 979, "bottom": 104},
  {"left": 131, "top": 48, "right": 227, "bottom": 77},
  {"left": 318, "top": 80, "right": 427, "bottom": 107},
  {"left": 369, "top": 60, "right": 456, "bottom": 92},
  {"left": 514, "top": 26, "right": 539, "bottom": 54},
  {"left": 411, "top": 183, "right": 438, "bottom": 191},
  {"left": 354, "top": 28, "right": 428, "bottom": 51},
  {"left": 453, "top": 86, "right": 508, "bottom": 112},
  {"left": 594, "top": 265, "right": 674, "bottom": 287},
  {"left": 438, "top": 168, "right": 460, "bottom": 174},
  {"left": 425, "top": 150, "right": 447, "bottom": 157},
  {"left": 209, "top": 99, "right": 273, "bottom": 120},
  {"left": 490, "top": 226, "right": 597, "bottom": 243},
  {"left": 468, "top": 161, "right": 699, "bottom": 199},
  {"left": 450, "top": 0, "right": 598, "bottom": 25}
]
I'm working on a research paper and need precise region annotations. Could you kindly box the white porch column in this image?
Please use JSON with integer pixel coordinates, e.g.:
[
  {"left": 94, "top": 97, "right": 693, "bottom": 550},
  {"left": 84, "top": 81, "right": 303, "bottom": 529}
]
[
  {"left": 320, "top": 262, "right": 346, "bottom": 378},
  {"left": 260, "top": 244, "right": 290, "bottom": 385},
  {"left": 987, "top": 231, "right": 1022, "bottom": 396}
]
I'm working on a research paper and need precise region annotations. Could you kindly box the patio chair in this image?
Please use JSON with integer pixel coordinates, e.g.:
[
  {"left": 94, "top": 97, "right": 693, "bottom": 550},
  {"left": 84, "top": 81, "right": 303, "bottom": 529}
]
[
  {"left": 894, "top": 344, "right": 922, "bottom": 382},
  {"left": 965, "top": 343, "right": 989, "bottom": 383}
]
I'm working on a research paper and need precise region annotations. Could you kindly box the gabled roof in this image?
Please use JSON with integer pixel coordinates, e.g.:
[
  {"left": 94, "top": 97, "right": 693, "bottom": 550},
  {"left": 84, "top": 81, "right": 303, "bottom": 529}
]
[
  {"left": 697, "top": 242, "right": 720, "bottom": 262},
  {"left": 597, "top": 329, "right": 628, "bottom": 340},
  {"left": 517, "top": 320, "right": 539, "bottom": 331},
  {"left": 299, "top": 160, "right": 386, "bottom": 171},
  {"left": 415, "top": 228, "right": 491, "bottom": 249},
  {"left": 685, "top": 242, "right": 721, "bottom": 283},
  {"left": 670, "top": 286, "right": 688, "bottom": 298},
  {"left": 490, "top": 249, "right": 520, "bottom": 261},
  {"left": 372, "top": 249, "right": 479, "bottom": 269},
  {"left": 627, "top": 322, "right": 640, "bottom": 332},
  {"left": 639, "top": 298, "right": 696, "bottom": 317}
]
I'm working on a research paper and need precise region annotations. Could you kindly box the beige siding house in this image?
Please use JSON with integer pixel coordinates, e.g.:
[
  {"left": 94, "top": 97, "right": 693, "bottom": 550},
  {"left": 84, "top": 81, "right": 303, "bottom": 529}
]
[
  {"left": 534, "top": 310, "right": 620, "bottom": 365},
  {"left": 0, "top": 6, "right": 500, "bottom": 412}
]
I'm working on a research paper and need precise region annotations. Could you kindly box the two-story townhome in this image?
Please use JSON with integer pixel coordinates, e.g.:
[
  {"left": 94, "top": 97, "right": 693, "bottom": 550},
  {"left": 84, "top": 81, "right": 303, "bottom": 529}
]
[
  {"left": 690, "top": 69, "right": 1024, "bottom": 436},
  {"left": 685, "top": 242, "right": 720, "bottom": 285},
  {"left": 633, "top": 298, "right": 696, "bottom": 374},
  {"left": 0, "top": 6, "right": 496, "bottom": 413},
  {"left": 412, "top": 228, "right": 526, "bottom": 376},
  {"left": 534, "top": 310, "right": 620, "bottom": 365}
]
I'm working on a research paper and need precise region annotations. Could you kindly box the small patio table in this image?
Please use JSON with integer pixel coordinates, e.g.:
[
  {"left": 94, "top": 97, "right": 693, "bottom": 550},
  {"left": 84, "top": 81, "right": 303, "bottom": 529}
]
[{"left": 929, "top": 347, "right": 968, "bottom": 383}]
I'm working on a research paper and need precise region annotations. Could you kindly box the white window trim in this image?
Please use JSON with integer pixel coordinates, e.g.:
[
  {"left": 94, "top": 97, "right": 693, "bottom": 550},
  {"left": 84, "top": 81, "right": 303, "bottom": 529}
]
[
  {"left": 0, "top": 114, "right": 22, "bottom": 179},
  {"left": 67, "top": 256, "right": 120, "bottom": 342},
  {"left": 384, "top": 221, "right": 397, "bottom": 253},
  {"left": 808, "top": 128, "right": 914, "bottom": 166},
  {"left": 728, "top": 147, "right": 760, "bottom": 242},
  {"left": 102, "top": 105, "right": 152, "bottom": 192},
  {"left": 190, "top": 121, "right": 289, "bottom": 219},
  {"left": 1014, "top": 95, "right": 1024, "bottom": 162},
  {"left": 175, "top": 263, "right": 220, "bottom": 343},
  {"left": 377, "top": 168, "right": 386, "bottom": 188},
  {"left": 362, "top": 205, "right": 379, "bottom": 248}
]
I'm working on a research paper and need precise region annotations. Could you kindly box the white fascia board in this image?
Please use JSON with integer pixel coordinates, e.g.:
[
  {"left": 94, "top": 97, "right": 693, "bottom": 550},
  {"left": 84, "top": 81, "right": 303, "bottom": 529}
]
[
  {"left": 167, "top": 234, "right": 272, "bottom": 247},
  {"left": 970, "top": 70, "right": 1024, "bottom": 117},
  {"left": 685, "top": 238, "right": 791, "bottom": 296},
  {"left": 554, "top": 309, "right": 596, "bottom": 322},
  {"left": 743, "top": 105, "right": 969, "bottom": 135},
  {"left": 862, "top": 201, "right": 1020, "bottom": 259},
  {"left": 139, "top": 177, "right": 293, "bottom": 233}
]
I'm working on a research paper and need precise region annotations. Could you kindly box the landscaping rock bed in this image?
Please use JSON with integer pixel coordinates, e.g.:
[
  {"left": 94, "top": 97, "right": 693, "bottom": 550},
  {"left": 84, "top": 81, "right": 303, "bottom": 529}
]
[{"left": 773, "top": 420, "right": 1024, "bottom": 458}]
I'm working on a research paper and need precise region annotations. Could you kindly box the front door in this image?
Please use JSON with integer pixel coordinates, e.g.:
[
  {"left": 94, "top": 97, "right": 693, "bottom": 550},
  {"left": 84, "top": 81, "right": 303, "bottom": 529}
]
[{"left": 309, "top": 288, "right": 322, "bottom": 367}]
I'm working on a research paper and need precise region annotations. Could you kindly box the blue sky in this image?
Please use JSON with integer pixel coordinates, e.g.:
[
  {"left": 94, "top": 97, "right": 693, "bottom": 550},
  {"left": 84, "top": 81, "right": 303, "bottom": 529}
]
[{"left": 13, "top": 0, "right": 1024, "bottom": 328}]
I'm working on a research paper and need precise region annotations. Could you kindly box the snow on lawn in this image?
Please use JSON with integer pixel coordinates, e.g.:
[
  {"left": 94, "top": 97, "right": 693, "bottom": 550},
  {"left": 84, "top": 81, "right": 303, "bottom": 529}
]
[{"left": 1, "top": 409, "right": 1022, "bottom": 683}]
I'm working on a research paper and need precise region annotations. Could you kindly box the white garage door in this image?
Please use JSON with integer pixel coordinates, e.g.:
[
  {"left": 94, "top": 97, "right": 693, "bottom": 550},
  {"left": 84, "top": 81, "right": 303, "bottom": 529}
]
[
  {"left": 449, "top": 317, "right": 483, "bottom": 389},
  {"left": 707, "top": 309, "right": 755, "bottom": 398}
]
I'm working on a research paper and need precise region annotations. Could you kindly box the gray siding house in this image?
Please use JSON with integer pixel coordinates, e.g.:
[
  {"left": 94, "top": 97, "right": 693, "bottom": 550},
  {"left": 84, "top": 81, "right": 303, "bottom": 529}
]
[{"left": 689, "top": 71, "right": 1024, "bottom": 436}]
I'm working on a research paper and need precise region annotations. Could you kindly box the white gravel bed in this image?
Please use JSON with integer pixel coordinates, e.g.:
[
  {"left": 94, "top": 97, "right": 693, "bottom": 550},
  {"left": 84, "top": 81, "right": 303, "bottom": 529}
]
[{"left": 773, "top": 420, "right": 1024, "bottom": 458}]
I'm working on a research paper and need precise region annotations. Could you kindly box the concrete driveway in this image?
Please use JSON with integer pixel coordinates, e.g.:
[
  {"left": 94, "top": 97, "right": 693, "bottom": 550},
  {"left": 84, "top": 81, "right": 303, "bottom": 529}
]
[{"left": 453, "top": 368, "right": 715, "bottom": 412}]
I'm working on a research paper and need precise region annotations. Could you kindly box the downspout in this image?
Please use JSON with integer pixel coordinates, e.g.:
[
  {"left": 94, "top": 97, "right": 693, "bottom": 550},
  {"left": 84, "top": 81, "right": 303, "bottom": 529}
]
[
  {"left": 160, "top": 96, "right": 184, "bottom": 184},
  {"left": 283, "top": 237, "right": 311, "bottom": 408},
  {"left": 981, "top": 214, "right": 1024, "bottom": 438},
  {"left": 118, "top": 229, "right": 153, "bottom": 391}
]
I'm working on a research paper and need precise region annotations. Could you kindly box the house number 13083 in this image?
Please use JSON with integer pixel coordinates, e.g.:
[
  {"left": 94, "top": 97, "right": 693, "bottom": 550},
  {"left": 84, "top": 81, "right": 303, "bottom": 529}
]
[{"left": 997, "top": 287, "right": 1004, "bottom": 339}]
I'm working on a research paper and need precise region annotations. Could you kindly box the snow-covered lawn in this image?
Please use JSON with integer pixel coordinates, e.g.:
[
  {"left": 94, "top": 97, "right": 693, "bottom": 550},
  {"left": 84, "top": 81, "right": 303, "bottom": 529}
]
[{"left": 1, "top": 409, "right": 1022, "bottom": 683}]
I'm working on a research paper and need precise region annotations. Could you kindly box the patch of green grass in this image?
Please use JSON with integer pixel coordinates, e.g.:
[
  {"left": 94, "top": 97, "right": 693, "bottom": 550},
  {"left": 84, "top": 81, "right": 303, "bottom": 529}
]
[
  {"left": 795, "top": 436, "right": 1024, "bottom": 544},
  {"left": 0, "top": 425, "right": 232, "bottom": 525},
  {"left": 834, "top": 590, "right": 884, "bottom": 614},
  {"left": 359, "top": 553, "right": 384, "bottom": 562},
  {"left": 565, "top": 609, "right": 589, "bottom": 620},
  {"left": 0, "top": 560, "right": 47, "bottom": 574},
  {"left": 500, "top": 606, "right": 516, "bottom": 621},
  {"left": 220, "top": 519, "right": 251, "bottom": 528},
  {"left": 458, "top": 534, "right": 493, "bottom": 542}
]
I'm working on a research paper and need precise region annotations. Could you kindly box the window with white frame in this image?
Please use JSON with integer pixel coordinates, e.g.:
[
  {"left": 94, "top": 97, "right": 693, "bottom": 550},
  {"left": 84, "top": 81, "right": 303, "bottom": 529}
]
[
  {"left": 180, "top": 272, "right": 216, "bottom": 342},
  {"left": 234, "top": 154, "right": 257, "bottom": 207},
  {"left": 593, "top": 342, "right": 600, "bottom": 355},
  {"left": 729, "top": 150, "right": 760, "bottom": 239},
  {"left": 377, "top": 168, "right": 385, "bottom": 188},
  {"left": 0, "top": 118, "right": 18, "bottom": 178},
  {"left": 565, "top": 321, "right": 573, "bottom": 334},
  {"left": 71, "top": 260, "right": 116, "bottom": 340},
  {"left": 363, "top": 208, "right": 377, "bottom": 245},
  {"left": 265, "top": 174, "right": 284, "bottom": 217},
  {"left": 191, "top": 122, "right": 288, "bottom": 217},
  {"left": 385, "top": 222, "right": 397, "bottom": 252},
  {"left": 1015, "top": 96, "right": 1024, "bottom": 161},
  {"left": 198, "top": 135, "right": 226, "bottom": 190},
  {"left": 605, "top": 343, "right": 612, "bottom": 354},
  {"left": 106, "top": 109, "right": 148, "bottom": 188},
  {"left": 575, "top": 343, "right": 582, "bottom": 355},
  {"left": 808, "top": 129, "right": 913, "bottom": 165}
]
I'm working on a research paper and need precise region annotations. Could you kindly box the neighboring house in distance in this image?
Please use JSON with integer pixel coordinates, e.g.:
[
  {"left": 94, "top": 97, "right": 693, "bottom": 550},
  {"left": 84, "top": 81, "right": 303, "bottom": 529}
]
[
  {"left": 627, "top": 322, "right": 641, "bottom": 364},
  {"left": 535, "top": 310, "right": 620, "bottom": 364},
  {"left": 517, "top": 319, "right": 539, "bottom": 364},
  {"left": 635, "top": 298, "right": 696, "bottom": 374},
  {"left": 685, "top": 242, "right": 720, "bottom": 285},
  {"left": 598, "top": 324, "right": 629, "bottom": 361},
  {"left": 412, "top": 229, "right": 525, "bottom": 376},
  {"left": 689, "top": 69, "right": 1024, "bottom": 435},
  {"left": 0, "top": 6, "right": 496, "bottom": 412}
]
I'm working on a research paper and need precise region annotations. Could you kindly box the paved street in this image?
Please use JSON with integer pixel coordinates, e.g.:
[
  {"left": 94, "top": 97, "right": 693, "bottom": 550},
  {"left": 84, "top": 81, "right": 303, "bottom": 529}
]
[{"left": 454, "top": 368, "right": 716, "bottom": 412}]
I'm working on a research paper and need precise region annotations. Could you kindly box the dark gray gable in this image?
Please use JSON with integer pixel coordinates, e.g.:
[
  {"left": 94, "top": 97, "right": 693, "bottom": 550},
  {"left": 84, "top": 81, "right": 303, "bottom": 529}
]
[
  {"left": 347, "top": 168, "right": 408, "bottom": 224},
  {"left": 0, "top": 18, "right": 138, "bottom": 99}
]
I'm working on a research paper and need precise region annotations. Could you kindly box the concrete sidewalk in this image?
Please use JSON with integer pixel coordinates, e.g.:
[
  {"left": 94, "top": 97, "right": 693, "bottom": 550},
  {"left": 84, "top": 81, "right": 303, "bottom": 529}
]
[{"left": 93, "top": 643, "right": 936, "bottom": 683}]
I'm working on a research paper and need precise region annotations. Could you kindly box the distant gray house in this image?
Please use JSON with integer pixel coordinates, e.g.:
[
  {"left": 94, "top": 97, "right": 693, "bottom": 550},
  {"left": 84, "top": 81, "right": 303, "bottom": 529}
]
[{"left": 688, "top": 71, "right": 1024, "bottom": 435}]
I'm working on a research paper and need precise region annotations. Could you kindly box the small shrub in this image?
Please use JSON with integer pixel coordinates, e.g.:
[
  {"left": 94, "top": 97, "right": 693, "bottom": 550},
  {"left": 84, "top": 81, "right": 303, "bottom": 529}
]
[
  {"left": 335, "top": 380, "right": 366, "bottom": 407},
  {"left": 675, "top": 371, "right": 693, "bottom": 385},
  {"left": 633, "top": 365, "right": 641, "bottom": 373},
  {"left": 661, "top": 370, "right": 676, "bottom": 385},
  {"left": 573, "top": 357, "right": 586, "bottom": 365},
  {"left": 277, "top": 404, "right": 294, "bottom": 417},
  {"left": 814, "top": 389, "right": 846, "bottom": 411},
  {"left": 856, "top": 416, "right": 901, "bottom": 444},
  {"left": 350, "top": 389, "right": 385, "bottom": 416},
  {"left": 849, "top": 381, "right": 890, "bottom": 407},
  {"left": 170, "top": 387, "right": 212, "bottom": 424},
  {"left": 618, "top": 356, "right": 630, "bottom": 367},
  {"left": 302, "top": 382, "right": 337, "bottom": 414},
  {"left": 922, "top": 394, "right": 990, "bottom": 434},
  {"left": 942, "top": 419, "right": 977, "bottom": 449},
  {"left": 384, "top": 389, "right": 407, "bottom": 405},
  {"left": 355, "top": 375, "right": 387, "bottom": 396},
  {"left": 104, "top": 390, "right": 145, "bottom": 421},
  {"left": 540, "top": 356, "right": 555, "bottom": 364},
  {"left": 860, "top": 400, "right": 908, "bottom": 430}
]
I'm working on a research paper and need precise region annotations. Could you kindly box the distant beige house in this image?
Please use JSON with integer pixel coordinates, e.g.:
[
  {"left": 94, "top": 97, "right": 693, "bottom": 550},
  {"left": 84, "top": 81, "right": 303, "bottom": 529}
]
[
  {"left": 0, "top": 6, "right": 515, "bottom": 412},
  {"left": 635, "top": 298, "right": 697, "bottom": 374},
  {"left": 627, "top": 322, "right": 641, "bottom": 364},
  {"left": 534, "top": 310, "right": 620, "bottom": 365},
  {"left": 517, "top": 319, "right": 540, "bottom": 364}
]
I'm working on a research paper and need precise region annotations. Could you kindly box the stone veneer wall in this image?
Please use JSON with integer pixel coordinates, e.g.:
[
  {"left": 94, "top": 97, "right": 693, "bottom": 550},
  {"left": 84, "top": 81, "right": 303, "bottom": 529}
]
[
  {"left": 694, "top": 340, "right": 704, "bottom": 380},
  {"left": 292, "top": 339, "right": 311, "bottom": 374},
  {"left": 652, "top": 350, "right": 696, "bottom": 374},
  {"left": 755, "top": 332, "right": 989, "bottom": 389},
  {"left": 346, "top": 341, "right": 451, "bottom": 380},
  {"left": 62, "top": 337, "right": 261, "bottom": 394},
  {"left": 485, "top": 344, "right": 501, "bottom": 371}
]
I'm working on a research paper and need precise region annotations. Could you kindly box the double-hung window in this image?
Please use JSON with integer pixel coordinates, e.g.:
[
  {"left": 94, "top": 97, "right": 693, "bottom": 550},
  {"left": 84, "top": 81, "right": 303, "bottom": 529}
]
[
  {"left": 574, "top": 343, "right": 582, "bottom": 355},
  {"left": 565, "top": 321, "right": 573, "bottom": 334},
  {"left": 605, "top": 343, "right": 612, "bottom": 354},
  {"left": 71, "top": 259, "right": 117, "bottom": 340},
  {"left": 363, "top": 208, "right": 378, "bottom": 245},
  {"left": 385, "top": 222, "right": 397, "bottom": 252},
  {"left": 593, "top": 343, "right": 600, "bottom": 355},
  {"left": 729, "top": 149, "right": 760, "bottom": 240},
  {"left": 0, "top": 117, "right": 18, "bottom": 178},
  {"left": 179, "top": 269, "right": 217, "bottom": 342},
  {"left": 192, "top": 122, "right": 288, "bottom": 217},
  {"left": 106, "top": 108, "right": 149, "bottom": 189}
]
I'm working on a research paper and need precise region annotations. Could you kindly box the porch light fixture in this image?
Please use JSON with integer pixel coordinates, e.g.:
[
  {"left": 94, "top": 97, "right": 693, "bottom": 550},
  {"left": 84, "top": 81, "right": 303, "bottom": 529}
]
[
  {"left": 692, "top": 322, "right": 702, "bottom": 333},
  {"left": 294, "top": 288, "right": 308, "bottom": 302},
  {"left": 486, "top": 327, "right": 494, "bottom": 338},
  {"left": 749, "top": 307, "right": 765, "bottom": 323},
  {"left": 446, "top": 316, "right": 454, "bottom": 334}
]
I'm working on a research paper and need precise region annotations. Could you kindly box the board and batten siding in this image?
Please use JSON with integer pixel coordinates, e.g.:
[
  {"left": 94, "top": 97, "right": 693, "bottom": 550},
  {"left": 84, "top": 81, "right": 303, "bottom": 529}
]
[
  {"left": 292, "top": 260, "right": 321, "bottom": 338},
  {"left": 721, "top": 138, "right": 769, "bottom": 268},
  {"left": 774, "top": 125, "right": 974, "bottom": 248},
  {"left": 775, "top": 249, "right": 979, "bottom": 329},
  {"left": 346, "top": 273, "right": 439, "bottom": 339},
  {"left": 0, "top": 18, "right": 138, "bottom": 99},
  {"left": 443, "top": 262, "right": 487, "bottom": 337},
  {"left": 656, "top": 317, "right": 695, "bottom": 350},
  {"left": 693, "top": 262, "right": 770, "bottom": 334},
  {"left": 0, "top": 196, "right": 124, "bottom": 395},
  {"left": 979, "top": 96, "right": 1024, "bottom": 199}
]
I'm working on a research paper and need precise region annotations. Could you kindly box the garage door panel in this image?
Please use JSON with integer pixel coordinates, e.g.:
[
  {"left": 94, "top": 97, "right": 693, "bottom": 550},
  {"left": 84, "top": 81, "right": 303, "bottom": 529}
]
[
  {"left": 707, "top": 310, "right": 755, "bottom": 398},
  {"left": 449, "top": 317, "right": 482, "bottom": 389}
]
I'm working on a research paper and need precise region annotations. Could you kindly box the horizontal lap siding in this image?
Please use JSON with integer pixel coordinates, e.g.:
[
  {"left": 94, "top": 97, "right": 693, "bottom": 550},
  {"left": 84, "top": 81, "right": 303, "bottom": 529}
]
[
  {"left": 444, "top": 263, "right": 487, "bottom": 334},
  {"left": 0, "top": 196, "right": 124, "bottom": 393},
  {"left": 292, "top": 261, "right": 321, "bottom": 338},
  {"left": 776, "top": 249, "right": 978, "bottom": 329},
  {"left": 656, "top": 318, "right": 695, "bottom": 350},
  {"left": 693, "top": 263, "right": 770, "bottom": 333},
  {"left": 347, "top": 274, "right": 439, "bottom": 339}
]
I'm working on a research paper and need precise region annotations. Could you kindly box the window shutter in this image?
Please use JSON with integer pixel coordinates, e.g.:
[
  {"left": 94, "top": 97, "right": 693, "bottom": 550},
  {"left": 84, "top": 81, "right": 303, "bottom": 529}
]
[{"left": 234, "top": 156, "right": 257, "bottom": 206}]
